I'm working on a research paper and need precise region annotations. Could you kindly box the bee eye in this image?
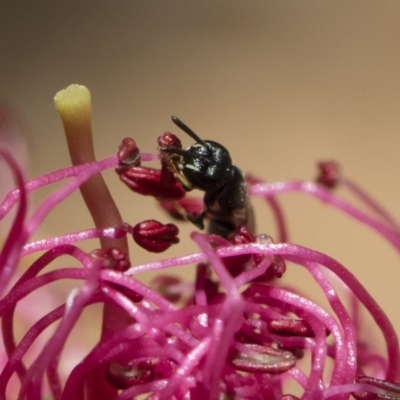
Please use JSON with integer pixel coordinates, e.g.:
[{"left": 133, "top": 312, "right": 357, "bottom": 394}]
[{"left": 181, "top": 141, "right": 232, "bottom": 191}]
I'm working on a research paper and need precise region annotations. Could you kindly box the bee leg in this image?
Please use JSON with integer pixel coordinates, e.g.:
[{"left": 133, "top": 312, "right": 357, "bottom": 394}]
[{"left": 187, "top": 210, "right": 207, "bottom": 230}]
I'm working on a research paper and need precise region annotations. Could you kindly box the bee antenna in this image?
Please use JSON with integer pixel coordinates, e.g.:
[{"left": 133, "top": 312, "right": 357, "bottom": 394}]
[
  {"left": 171, "top": 116, "right": 205, "bottom": 145},
  {"left": 160, "top": 146, "right": 197, "bottom": 157}
]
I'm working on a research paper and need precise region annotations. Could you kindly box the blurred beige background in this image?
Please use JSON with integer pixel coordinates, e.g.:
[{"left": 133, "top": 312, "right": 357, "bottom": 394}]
[{"left": 1, "top": 1, "right": 400, "bottom": 356}]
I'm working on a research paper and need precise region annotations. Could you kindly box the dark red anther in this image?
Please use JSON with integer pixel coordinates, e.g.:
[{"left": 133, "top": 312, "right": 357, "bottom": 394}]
[
  {"left": 353, "top": 376, "right": 400, "bottom": 400},
  {"left": 119, "top": 166, "right": 185, "bottom": 199},
  {"left": 157, "top": 131, "right": 182, "bottom": 149},
  {"left": 90, "top": 247, "right": 131, "bottom": 272},
  {"left": 232, "top": 225, "right": 256, "bottom": 243},
  {"left": 218, "top": 227, "right": 286, "bottom": 280},
  {"left": 229, "top": 343, "right": 296, "bottom": 374},
  {"left": 133, "top": 219, "right": 179, "bottom": 253},
  {"left": 316, "top": 161, "right": 340, "bottom": 189},
  {"left": 268, "top": 318, "right": 326, "bottom": 337},
  {"left": 151, "top": 275, "right": 183, "bottom": 302},
  {"left": 158, "top": 131, "right": 183, "bottom": 187},
  {"left": 222, "top": 226, "right": 256, "bottom": 277},
  {"left": 253, "top": 234, "right": 286, "bottom": 281},
  {"left": 252, "top": 256, "right": 286, "bottom": 281},
  {"left": 117, "top": 137, "right": 141, "bottom": 168},
  {"left": 105, "top": 360, "right": 155, "bottom": 390}
]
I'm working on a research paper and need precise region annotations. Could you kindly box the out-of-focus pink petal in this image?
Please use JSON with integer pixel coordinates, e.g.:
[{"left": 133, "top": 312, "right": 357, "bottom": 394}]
[{"left": 0, "top": 105, "right": 28, "bottom": 236}]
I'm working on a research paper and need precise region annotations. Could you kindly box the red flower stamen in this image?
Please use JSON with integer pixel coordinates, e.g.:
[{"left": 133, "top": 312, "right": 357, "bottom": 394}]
[
  {"left": 90, "top": 247, "right": 130, "bottom": 272},
  {"left": 132, "top": 219, "right": 179, "bottom": 253},
  {"left": 117, "top": 137, "right": 141, "bottom": 168},
  {"left": 316, "top": 160, "right": 340, "bottom": 188},
  {"left": 118, "top": 165, "right": 185, "bottom": 199}
]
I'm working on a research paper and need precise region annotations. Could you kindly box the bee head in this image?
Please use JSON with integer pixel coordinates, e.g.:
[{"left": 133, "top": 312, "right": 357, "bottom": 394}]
[{"left": 160, "top": 116, "right": 232, "bottom": 192}]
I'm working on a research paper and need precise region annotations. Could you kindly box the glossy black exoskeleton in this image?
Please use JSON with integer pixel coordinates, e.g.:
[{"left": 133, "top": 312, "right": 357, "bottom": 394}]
[{"left": 160, "top": 116, "right": 253, "bottom": 238}]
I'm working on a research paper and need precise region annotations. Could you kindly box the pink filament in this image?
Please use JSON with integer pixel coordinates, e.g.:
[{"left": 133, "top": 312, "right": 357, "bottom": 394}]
[{"left": 0, "top": 147, "right": 398, "bottom": 400}]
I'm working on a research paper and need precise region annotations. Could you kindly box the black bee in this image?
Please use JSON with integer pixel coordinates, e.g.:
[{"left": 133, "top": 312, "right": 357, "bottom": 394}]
[{"left": 160, "top": 116, "right": 253, "bottom": 238}]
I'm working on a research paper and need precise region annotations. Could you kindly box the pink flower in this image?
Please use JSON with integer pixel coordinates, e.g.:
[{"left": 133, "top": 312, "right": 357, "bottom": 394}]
[{"left": 0, "top": 85, "right": 399, "bottom": 400}]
